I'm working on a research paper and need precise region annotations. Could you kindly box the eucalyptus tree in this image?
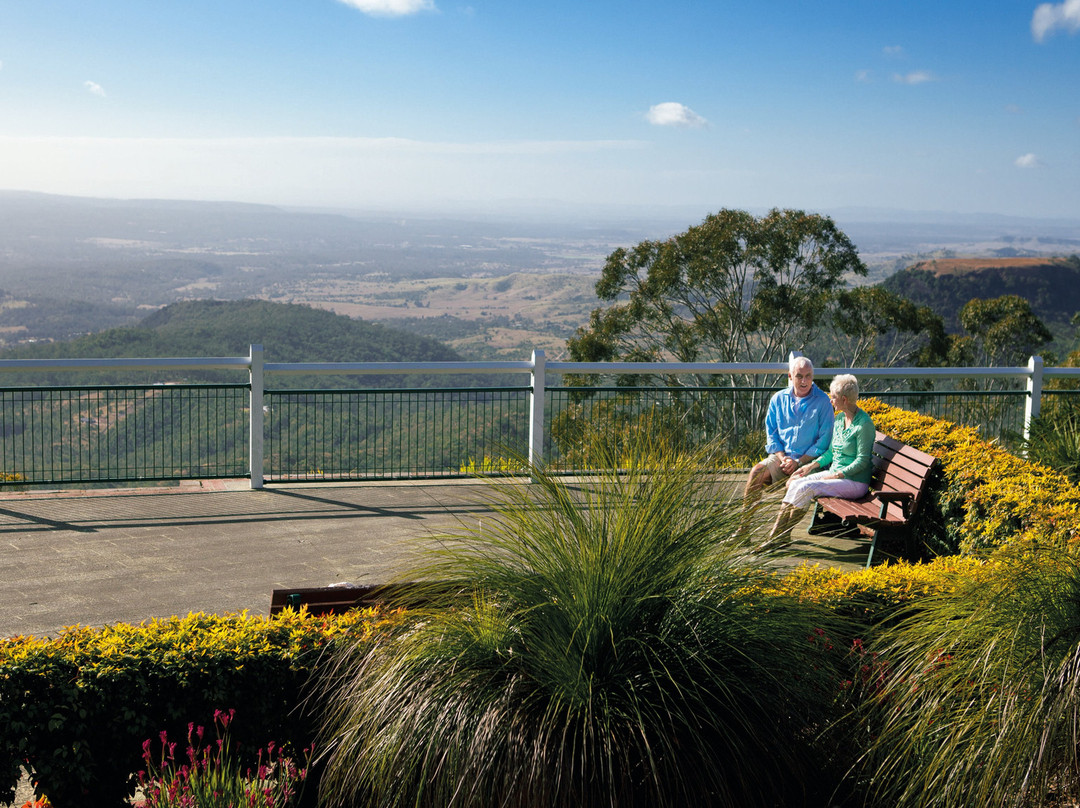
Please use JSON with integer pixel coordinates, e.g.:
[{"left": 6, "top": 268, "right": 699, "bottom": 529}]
[
  {"left": 828, "top": 286, "right": 949, "bottom": 369},
  {"left": 949, "top": 294, "right": 1053, "bottom": 368},
  {"left": 567, "top": 207, "right": 867, "bottom": 375},
  {"left": 560, "top": 209, "right": 866, "bottom": 458}
]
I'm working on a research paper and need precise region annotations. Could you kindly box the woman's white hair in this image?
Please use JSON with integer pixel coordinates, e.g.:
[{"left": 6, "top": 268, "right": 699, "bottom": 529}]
[{"left": 829, "top": 374, "right": 859, "bottom": 402}]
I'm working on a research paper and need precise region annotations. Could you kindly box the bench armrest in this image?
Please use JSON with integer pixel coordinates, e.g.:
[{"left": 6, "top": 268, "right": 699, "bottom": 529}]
[
  {"left": 875, "top": 490, "right": 914, "bottom": 520},
  {"left": 876, "top": 491, "right": 914, "bottom": 502}
]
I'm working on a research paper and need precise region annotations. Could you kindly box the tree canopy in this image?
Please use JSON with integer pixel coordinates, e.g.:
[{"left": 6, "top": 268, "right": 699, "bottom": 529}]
[
  {"left": 828, "top": 286, "right": 949, "bottom": 368},
  {"left": 948, "top": 294, "right": 1053, "bottom": 367},
  {"left": 567, "top": 208, "right": 867, "bottom": 370}
]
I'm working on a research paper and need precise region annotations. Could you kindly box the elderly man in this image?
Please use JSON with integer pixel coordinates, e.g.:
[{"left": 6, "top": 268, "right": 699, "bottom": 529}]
[{"left": 743, "top": 355, "right": 834, "bottom": 506}]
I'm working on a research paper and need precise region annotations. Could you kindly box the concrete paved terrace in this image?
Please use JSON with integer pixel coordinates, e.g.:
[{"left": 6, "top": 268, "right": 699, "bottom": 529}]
[{"left": 0, "top": 477, "right": 873, "bottom": 639}]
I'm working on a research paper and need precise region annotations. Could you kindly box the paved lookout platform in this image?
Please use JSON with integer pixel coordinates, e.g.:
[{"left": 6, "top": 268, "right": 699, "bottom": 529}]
[{"left": 0, "top": 478, "right": 871, "bottom": 639}]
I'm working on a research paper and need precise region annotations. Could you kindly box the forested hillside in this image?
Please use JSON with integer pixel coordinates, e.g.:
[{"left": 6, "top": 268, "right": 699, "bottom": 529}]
[
  {"left": 0, "top": 299, "right": 460, "bottom": 362},
  {"left": 882, "top": 256, "right": 1080, "bottom": 330},
  {"left": 0, "top": 299, "right": 472, "bottom": 386}
]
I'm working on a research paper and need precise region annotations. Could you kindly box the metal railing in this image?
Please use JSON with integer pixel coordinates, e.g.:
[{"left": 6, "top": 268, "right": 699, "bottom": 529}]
[
  {"left": 265, "top": 387, "right": 529, "bottom": 482},
  {"left": 0, "top": 347, "right": 1076, "bottom": 488},
  {"left": 0, "top": 384, "right": 250, "bottom": 486}
]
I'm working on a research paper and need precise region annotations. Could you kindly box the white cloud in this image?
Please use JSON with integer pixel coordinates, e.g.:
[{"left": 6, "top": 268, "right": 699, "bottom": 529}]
[
  {"left": 336, "top": 0, "right": 436, "bottom": 16},
  {"left": 646, "top": 102, "right": 707, "bottom": 128},
  {"left": 84, "top": 80, "right": 106, "bottom": 97},
  {"left": 1015, "top": 153, "right": 1042, "bottom": 168},
  {"left": 855, "top": 69, "right": 872, "bottom": 83},
  {"left": 892, "top": 70, "right": 936, "bottom": 85},
  {"left": 1004, "top": 103, "right": 1022, "bottom": 114},
  {"left": 1032, "top": 0, "right": 1080, "bottom": 41},
  {"left": 882, "top": 45, "right": 904, "bottom": 57}
]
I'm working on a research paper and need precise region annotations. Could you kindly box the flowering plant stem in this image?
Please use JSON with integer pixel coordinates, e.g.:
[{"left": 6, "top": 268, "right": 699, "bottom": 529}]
[{"left": 136, "top": 709, "right": 308, "bottom": 808}]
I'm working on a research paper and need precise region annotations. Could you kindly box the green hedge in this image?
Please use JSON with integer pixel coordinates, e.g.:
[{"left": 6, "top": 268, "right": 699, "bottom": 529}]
[{"left": 0, "top": 609, "right": 391, "bottom": 808}]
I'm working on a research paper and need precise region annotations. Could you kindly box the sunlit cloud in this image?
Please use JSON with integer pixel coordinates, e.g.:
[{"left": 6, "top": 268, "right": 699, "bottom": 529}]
[
  {"left": 1015, "top": 152, "right": 1042, "bottom": 168},
  {"left": 646, "top": 102, "right": 707, "bottom": 128},
  {"left": 855, "top": 69, "right": 872, "bottom": 83},
  {"left": 84, "top": 80, "right": 106, "bottom": 97},
  {"left": 336, "top": 0, "right": 436, "bottom": 16},
  {"left": 892, "top": 70, "right": 936, "bottom": 85},
  {"left": 1032, "top": 0, "right": 1080, "bottom": 41},
  {"left": 882, "top": 45, "right": 905, "bottom": 57}
]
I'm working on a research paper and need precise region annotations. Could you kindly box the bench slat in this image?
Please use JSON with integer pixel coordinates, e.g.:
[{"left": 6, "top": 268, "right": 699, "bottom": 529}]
[
  {"left": 876, "top": 434, "right": 937, "bottom": 466},
  {"left": 873, "top": 448, "right": 934, "bottom": 476},
  {"left": 874, "top": 465, "right": 927, "bottom": 494}
]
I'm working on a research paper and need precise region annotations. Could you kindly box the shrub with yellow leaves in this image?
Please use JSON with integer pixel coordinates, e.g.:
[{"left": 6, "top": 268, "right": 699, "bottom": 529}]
[
  {"left": 0, "top": 608, "right": 393, "bottom": 808},
  {"left": 862, "top": 399, "right": 1080, "bottom": 554}
]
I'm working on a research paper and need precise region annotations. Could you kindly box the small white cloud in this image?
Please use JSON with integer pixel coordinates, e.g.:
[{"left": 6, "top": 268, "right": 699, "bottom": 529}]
[
  {"left": 646, "top": 102, "right": 707, "bottom": 128},
  {"left": 1004, "top": 103, "right": 1023, "bottom": 114},
  {"left": 892, "top": 70, "right": 936, "bottom": 84},
  {"left": 855, "top": 69, "right": 872, "bottom": 83},
  {"left": 84, "top": 80, "right": 106, "bottom": 97},
  {"left": 1032, "top": 0, "right": 1080, "bottom": 41},
  {"left": 1015, "top": 153, "right": 1042, "bottom": 168},
  {"left": 336, "top": 0, "right": 435, "bottom": 16},
  {"left": 882, "top": 45, "right": 905, "bottom": 57}
]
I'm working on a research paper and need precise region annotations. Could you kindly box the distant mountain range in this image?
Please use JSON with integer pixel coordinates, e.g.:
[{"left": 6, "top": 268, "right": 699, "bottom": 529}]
[{"left": 0, "top": 190, "right": 1078, "bottom": 358}]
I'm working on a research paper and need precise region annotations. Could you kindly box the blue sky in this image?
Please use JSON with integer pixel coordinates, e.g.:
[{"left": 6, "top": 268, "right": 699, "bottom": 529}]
[{"left": 0, "top": 0, "right": 1078, "bottom": 219}]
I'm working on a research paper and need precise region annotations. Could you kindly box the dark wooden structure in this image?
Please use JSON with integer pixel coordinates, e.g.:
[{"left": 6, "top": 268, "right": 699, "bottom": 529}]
[
  {"left": 270, "top": 584, "right": 389, "bottom": 616},
  {"left": 270, "top": 580, "right": 466, "bottom": 616},
  {"left": 807, "top": 431, "right": 939, "bottom": 567}
]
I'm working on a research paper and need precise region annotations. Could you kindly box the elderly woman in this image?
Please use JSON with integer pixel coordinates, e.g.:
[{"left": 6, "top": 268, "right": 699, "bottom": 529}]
[{"left": 765, "top": 374, "right": 875, "bottom": 546}]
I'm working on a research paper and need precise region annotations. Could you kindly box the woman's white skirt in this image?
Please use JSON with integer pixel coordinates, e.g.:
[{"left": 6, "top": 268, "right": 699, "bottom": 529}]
[{"left": 782, "top": 471, "right": 868, "bottom": 509}]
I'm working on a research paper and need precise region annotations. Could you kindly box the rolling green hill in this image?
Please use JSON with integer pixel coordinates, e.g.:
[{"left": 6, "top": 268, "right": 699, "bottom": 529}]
[
  {"left": 0, "top": 299, "right": 472, "bottom": 386},
  {"left": 1, "top": 299, "right": 463, "bottom": 362}
]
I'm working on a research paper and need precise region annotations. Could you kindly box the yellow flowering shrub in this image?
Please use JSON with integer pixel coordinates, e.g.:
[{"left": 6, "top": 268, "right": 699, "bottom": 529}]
[
  {"left": 861, "top": 399, "right": 1080, "bottom": 554},
  {"left": 0, "top": 608, "right": 394, "bottom": 806},
  {"left": 769, "top": 557, "right": 1002, "bottom": 622}
]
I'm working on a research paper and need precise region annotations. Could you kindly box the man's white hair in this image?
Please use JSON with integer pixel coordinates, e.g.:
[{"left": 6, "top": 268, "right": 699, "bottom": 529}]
[{"left": 789, "top": 356, "right": 814, "bottom": 374}]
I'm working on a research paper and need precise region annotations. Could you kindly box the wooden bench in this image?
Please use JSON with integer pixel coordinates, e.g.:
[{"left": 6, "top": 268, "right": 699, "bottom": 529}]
[
  {"left": 270, "top": 581, "right": 467, "bottom": 616},
  {"left": 270, "top": 584, "right": 387, "bottom": 616},
  {"left": 807, "top": 431, "right": 938, "bottom": 568}
]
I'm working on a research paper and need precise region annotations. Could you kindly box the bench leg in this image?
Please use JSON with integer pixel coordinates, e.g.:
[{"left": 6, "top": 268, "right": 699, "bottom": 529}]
[
  {"left": 809, "top": 505, "right": 862, "bottom": 539},
  {"left": 807, "top": 504, "right": 830, "bottom": 535},
  {"left": 865, "top": 528, "right": 880, "bottom": 568}
]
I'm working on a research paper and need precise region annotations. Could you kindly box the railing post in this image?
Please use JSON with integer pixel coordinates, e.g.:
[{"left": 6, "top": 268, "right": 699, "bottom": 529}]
[
  {"left": 529, "top": 349, "right": 545, "bottom": 478},
  {"left": 249, "top": 344, "right": 265, "bottom": 489},
  {"left": 1025, "top": 354, "right": 1044, "bottom": 443}
]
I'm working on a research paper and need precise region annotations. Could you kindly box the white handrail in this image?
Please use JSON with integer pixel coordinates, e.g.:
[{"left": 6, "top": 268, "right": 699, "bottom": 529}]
[{"left": 0, "top": 356, "right": 251, "bottom": 373}]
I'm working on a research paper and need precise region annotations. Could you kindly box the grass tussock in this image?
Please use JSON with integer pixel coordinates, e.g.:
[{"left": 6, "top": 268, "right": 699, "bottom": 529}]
[
  {"left": 315, "top": 429, "right": 855, "bottom": 808},
  {"left": 858, "top": 545, "right": 1080, "bottom": 808}
]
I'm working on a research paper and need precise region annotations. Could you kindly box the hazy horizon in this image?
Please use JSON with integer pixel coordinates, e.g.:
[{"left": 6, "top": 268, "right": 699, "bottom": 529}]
[{"left": 1, "top": 1, "right": 1078, "bottom": 220}]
